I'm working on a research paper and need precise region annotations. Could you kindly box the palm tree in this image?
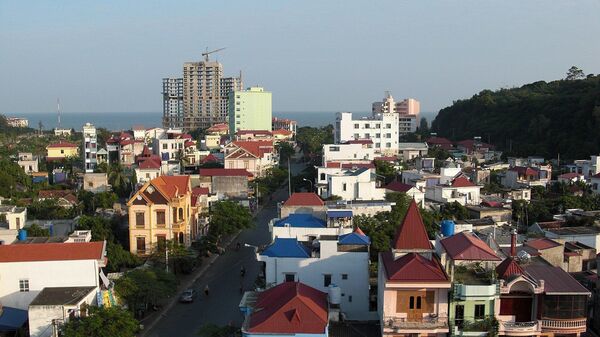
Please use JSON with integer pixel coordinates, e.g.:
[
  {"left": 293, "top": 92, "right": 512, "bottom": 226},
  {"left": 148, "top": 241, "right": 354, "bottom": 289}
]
[{"left": 108, "top": 163, "right": 129, "bottom": 196}]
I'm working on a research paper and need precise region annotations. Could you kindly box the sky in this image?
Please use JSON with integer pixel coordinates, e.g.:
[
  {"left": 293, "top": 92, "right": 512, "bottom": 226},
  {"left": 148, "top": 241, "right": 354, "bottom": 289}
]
[{"left": 1, "top": 0, "right": 600, "bottom": 116}]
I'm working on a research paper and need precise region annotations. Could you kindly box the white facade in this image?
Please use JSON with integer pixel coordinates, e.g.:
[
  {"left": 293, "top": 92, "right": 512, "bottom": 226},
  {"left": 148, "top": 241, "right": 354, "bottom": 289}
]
[
  {"left": 568, "top": 155, "right": 600, "bottom": 179},
  {"left": 322, "top": 143, "right": 374, "bottom": 164},
  {"left": 162, "top": 77, "right": 184, "bottom": 129},
  {"left": 0, "top": 205, "right": 27, "bottom": 230},
  {"left": 135, "top": 167, "right": 161, "bottom": 184},
  {"left": 371, "top": 93, "right": 419, "bottom": 134},
  {"left": 425, "top": 185, "right": 482, "bottom": 206},
  {"left": 397, "top": 142, "right": 428, "bottom": 161},
  {"left": 82, "top": 123, "right": 97, "bottom": 173},
  {"left": 334, "top": 112, "right": 399, "bottom": 155},
  {"left": 317, "top": 167, "right": 385, "bottom": 201},
  {"left": 258, "top": 238, "right": 371, "bottom": 320},
  {"left": 17, "top": 152, "right": 39, "bottom": 174},
  {"left": 153, "top": 136, "right": 187, "bottom": 162},
  {"left": 269, "top": 219, "right": 353, "bottom": 242}
]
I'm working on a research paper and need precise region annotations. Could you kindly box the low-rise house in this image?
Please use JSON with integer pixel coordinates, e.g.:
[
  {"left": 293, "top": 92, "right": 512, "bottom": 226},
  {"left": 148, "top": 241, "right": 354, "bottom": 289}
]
[
  {"left": 224, "top": 140, "right": 276, "bottom": 178},
  {"left": 397, "top": 142, "right": 428, "bottom": 161},
  {"left": 271, "top": 129, "right": 293, "bottom": 143},
  {"left": 127, "top": 175, "right": 195, "bottom": 254},
  {"left": 437, "top": 231, "right": 501, "bottom": 337},
  {"left": 0, "top": 241, "right": 106, "bottom": 310},
  {"left": 426, "top": 136, "right": 453, "bottom": 151},
  {"left": 558, "top": 172, "right": 585, "bottom": 184},
  {"left": 37, "top": 190, "right": 78, "bottom": 208},
  {"left": 0, "top": 205, "right": 27, "bottom": 230},
  {"left": 543, "top": 226, "right": 600, "bottom": 249},
  {"left": 501, "top": 165, "right": 552, "bottom": 188},
  {"left": 45, "top": 141, "right": 79, "bottom": 162},
  {"left": 378, "top": 201, "right": 451, "bottom": 337},
  {"left": 322, "top": 143, "right": 374, "bottom": 165},
  {"left": 268, "top": 213, "right": 352, "bottom": 242},
  {"left": 501, "top": 187, "right": 531, "bottom": 202},
  {"left": 385, "top": 181, "right": 425, "bottom": 207},
  {"left": 466, "top": 205, "right": 512, "bottom": 224},
  {"left": 279, "top": 192, "right": 326, "bottom": 218},
  {"left": 239, "top": 282, "right": 328, "bottom": 337},
  {"left": 426, "top": 176, "right": 482, "bottom": 206},
  {"left": 416, "top": 157, "right": 435, "bottom": 172},
  {"left": 317, "top": 166, "right": 385, "bottom": 201},
  {"left": 96, "top": 148, "right": 108, "bottom": 165},
  {"left": 17, "top": 152, "right": 39, "bottom": 174},
  {"left": 135, "top": 156, "right": 162, "bottom": 184},
  {"left": 456, "top": 139, "right": 494, "bottom": 155},
  {"left": 202, "top": 134, "right": 222, "bottom": 150},
  {"left": 591, "top": 173, "right": 600, "bottom": 194},
  {"left": 82, "top": 173, "right": 110, "bottom": 193},
  {"left": 235, "top": 130, "right": 273, "bottom": 141},
  {"left": 258, "top": 226, "right": 371, "bottom": 320},
  {"left": 566, "top": 155, "right": 600, "bottom": 179},
  {"left": 564, "top": 241, "right": 597, "bottom": 272},
  {"left": 199, "top": 168, "right": 253, "bottom": 199},
  {"left": 272, "top": 117, "right": 297, "bottom": 136}
]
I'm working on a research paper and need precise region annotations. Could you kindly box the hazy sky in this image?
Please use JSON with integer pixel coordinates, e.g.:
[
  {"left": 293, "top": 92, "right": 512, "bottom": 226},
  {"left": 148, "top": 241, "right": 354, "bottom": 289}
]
[{"left": 1, "top": 1, "right": 599, "bottom": 115}]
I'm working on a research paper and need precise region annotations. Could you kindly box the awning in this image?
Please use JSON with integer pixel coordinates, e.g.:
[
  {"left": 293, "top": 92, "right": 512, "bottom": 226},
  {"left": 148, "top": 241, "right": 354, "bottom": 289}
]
[
  {"left": 327, "top": 210, "right": 352, "bottom": 218},
  {"left": 99, "top": 269, "right": 110, "bottom": 288},
  {"left": 0, "top": 307, "right": 28, "bottom": 331}
]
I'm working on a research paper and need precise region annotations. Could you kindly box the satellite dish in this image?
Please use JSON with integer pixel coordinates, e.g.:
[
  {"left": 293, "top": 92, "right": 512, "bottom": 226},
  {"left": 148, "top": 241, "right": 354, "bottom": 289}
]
[
  {"left": 136, "top": 195, "right": 142, "bottom": 201},
  {"left": 517, "top": 250, "right": 531, "bottom": 263},
  {"left": 147, "top": 186, "right": 155, "bottom": 194}
]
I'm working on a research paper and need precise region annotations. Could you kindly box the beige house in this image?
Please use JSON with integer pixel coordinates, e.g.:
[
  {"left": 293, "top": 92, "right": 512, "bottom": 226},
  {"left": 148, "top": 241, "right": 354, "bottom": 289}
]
[
  {"left": 83, "top": 173, "right": 110, "bottom": 193},
  {"left": 127, "top": 175, "right": 196, "bottom": 255},
  {"left": 224, "top": 140, "right": 276, "bottom": 178}
]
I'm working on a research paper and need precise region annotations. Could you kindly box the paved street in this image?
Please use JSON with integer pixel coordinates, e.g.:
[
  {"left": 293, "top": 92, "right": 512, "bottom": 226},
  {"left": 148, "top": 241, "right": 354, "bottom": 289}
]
[{"left": 145, "top": 158, "right": 307, "bottom": 337}]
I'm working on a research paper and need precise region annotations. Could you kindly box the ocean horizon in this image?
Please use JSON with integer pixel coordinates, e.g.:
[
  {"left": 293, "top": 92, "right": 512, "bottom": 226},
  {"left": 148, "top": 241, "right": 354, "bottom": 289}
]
[{"left": 6, "top": 111, "right": 438, "bottom": 131}]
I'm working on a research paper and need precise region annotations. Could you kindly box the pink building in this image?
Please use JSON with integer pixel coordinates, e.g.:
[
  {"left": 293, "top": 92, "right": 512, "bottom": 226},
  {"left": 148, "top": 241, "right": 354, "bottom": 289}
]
[{"left": 378, "top": 201, "right": 451, "bottom": 337}]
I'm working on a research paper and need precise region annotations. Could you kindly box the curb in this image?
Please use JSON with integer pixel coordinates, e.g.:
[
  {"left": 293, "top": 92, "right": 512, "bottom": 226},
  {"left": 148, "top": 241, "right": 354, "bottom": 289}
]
[{"left": 139, "top": 231, "right": 242, "bottom": 336}]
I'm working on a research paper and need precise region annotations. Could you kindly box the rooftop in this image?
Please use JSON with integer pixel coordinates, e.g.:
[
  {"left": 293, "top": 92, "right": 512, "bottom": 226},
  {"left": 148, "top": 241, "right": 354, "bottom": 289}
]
[
  {"left": 274, "top": 214, "right": 326, "bottom": 228},
  {"left": 381, "top": 252, "right": 448, "bottom": 282},
  {"left": 261, "top": 238, "right": 311, "bottom": 258},
  {"left": 0, "top": 241, "right": 105, "bottom": 263},
  {"left": 546, "top": 226, "right": 600, "bottom": 235},
  {"left": 440, "top": 232, "right": 500, "bottom": 261},
  {"left": 283, "top": 192, "right": 324, "bottom": 207},
  {"left": 392, "top": 200, "right": 432, "bottom": 250},
  {"left": 30, "top": 287, "right": 96, "bottom": 306}
]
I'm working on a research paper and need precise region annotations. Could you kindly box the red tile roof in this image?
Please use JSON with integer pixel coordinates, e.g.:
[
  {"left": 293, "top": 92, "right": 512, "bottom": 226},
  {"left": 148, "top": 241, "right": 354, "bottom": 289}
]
[
  {"left": 201, "top": 153, "right": 219, "bottom": 163},
  {"left": 38, "top": 190, "right": 77, "bottom": 204},
  {"left": 524, "top": 238, "right": 561, "bottom": 251},
  {"left": 207, "top": 123, "right": 229, "bottom": 133},
  {"left": 151, "top": 175, "right": 190, "bottom": 199},
  {"left": 510, "top": 166, "right": 539, "bottom": 176},
  {"left": 456, "top": 139, "right": 494, "bottom": 151},
  {"left": 392, "top": 200, "right": 432, "bottom": 250},
  {"left": 247, "top": 282, "right": 328, "bottom": 334},
  {"left": 426, "top": 136, "right": 452, "bottom": 145},
  {"left": 325, "top": 162, "right": 375, "bottom": 169},
  {"left": 451, "top": 176, "right": 476, "bottom": 187},
  {"left": 138, "top": 157, "right": 161, "bottom": 169},
  {"left": 374, "top": 156, "right": 398, "bottom": 162},
  {"left": 283, "top": 193, "right": 324, "bottom": 207},
  {"left": 382, "top": 252, "right": 448, "bottom": 282},
  {"left": 232, "top": 140, "right": 274, "bottom": 157},
  {"left": 525, "top": 264, "right": 590, "bottom": 294},
  {"left": 0, "top": 241, "right": 105, "bottom": 262},
  {"left": 440, "top": 232, "right": 500, "bottom": 261},
  {"left": 236, "top": 130, "right": 272, "bottom": 136},
  {"left": 272, "top": 129, "right": 293, "bottom": 136},
  {"left": 192, "top": 187, "right": 210, "bottom": 202},
  {"left": 47, "top": 141, "right": 78, "bottom": 148},
  {"left": 140, "top": 145, "right": 153, "bottom": 157},
  {"left": 558, "top": 172, "right": 581, "bottom": 179},
  {"left": 199, "top": 168, "right": 253, "bottom": 177},
  {"left": 385, "top": 181, "right": 414, "bottom": 193},
  {"left": 496, "top": 257, "right": 524, "bottom": 280}
]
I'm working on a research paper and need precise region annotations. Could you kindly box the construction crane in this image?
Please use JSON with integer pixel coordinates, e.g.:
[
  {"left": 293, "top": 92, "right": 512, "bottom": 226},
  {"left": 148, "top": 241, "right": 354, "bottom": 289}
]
[{"left": 202, "top": 47, "right": 226, "bottom": 62}]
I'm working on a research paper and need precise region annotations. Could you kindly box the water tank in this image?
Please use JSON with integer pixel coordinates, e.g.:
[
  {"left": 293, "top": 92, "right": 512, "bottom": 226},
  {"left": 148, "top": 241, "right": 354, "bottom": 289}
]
[
  {"left": 328, "top": 284, "right": 341, "bottom": 305},
  {"left": 18, "top": 229, "right": 28, "bottom": 241},
  {"left": 441, "top": 220, "right": 455, "bottom": 237}
]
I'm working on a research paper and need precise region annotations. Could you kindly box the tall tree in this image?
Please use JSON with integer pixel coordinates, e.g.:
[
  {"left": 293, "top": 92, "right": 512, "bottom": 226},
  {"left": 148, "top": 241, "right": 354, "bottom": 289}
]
[
  {"left": 61, "top": 306, "right": 139, "bottom": 337},
  {"left": 566, "top": 66, "right": 585, "bottom": 80}
]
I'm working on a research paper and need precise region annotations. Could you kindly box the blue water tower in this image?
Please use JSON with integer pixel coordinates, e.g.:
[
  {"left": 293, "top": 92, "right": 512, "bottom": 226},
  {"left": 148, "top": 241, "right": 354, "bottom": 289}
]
[
  {"left": 441, "top": 220, "right": 455, "bottom": 237},
  {"left": 18, "top": 229, "right": 28, "bottom": 241}
]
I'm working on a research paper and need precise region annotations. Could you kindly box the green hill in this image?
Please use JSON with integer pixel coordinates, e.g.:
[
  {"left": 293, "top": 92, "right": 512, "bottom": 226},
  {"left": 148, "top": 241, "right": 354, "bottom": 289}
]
[{"left": 431, "top": 74, "right": 600, "bottom": 160}]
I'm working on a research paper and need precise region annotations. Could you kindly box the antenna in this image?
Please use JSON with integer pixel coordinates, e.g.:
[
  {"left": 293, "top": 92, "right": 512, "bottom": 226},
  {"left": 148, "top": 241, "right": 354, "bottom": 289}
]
[
  {"left": 202, "top": 47, "right": 226, "bottom": 62},
  {"left": 57, "top": 98, "right": 61, "bottom": 129}
]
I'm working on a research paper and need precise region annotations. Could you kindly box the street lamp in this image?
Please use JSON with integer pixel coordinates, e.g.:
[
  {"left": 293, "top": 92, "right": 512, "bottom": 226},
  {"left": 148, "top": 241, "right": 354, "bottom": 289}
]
[{"left": 302, "top": 178, "right": 313, "bottom": 192}]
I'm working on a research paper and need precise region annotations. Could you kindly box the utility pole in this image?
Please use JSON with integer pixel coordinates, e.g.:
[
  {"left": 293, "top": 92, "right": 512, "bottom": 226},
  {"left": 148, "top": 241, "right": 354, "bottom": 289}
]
[{"left": 288, "top": 158, "right": 292, "bottom": 197}]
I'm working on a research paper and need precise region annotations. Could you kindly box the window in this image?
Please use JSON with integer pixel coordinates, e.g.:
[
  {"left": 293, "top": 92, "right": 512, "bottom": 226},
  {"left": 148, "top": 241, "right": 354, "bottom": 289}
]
[
  {"left": 61, "top": 149, "right": 65, "bottom": 154},
  {"left": 162, "top": 144, "right": 168, "bottom": 150},
  {"left": 365, "top": 123, "right": 370, "bottom": 128},
  {"left": 342, "top": 274, "right": 348, "bottom": 280},
  {"left": 376, "top": 123, "right": 381, "bottom": 128},
  {"left": 157, "top": 235, "right": 166, "bottom": 250},
  {"left": 416, "top": 296, "right": 422, "bottom": 309},
  {"left": 409, "top": 296, "right": 415, "bottom": 309},
  {"left": 354, "top": 123, "right": 359, "bottom": 129},
  {"left": 320, "top": 173, "right": 326, "bottom": 180},
  {"left": 474, "top": 304, "right": 485, "bottom": 319},
  {"left": 156, "top": 210, "right": 166, "bottom": 226},
  {"left": 364, "top": 134, "right": 370, "bottom": 139},
  {"left": 375, "top": 143, "right": 381, "bottom": 148},
  {"left": 88, "top": 182, "right": 93, "bottom": 188},
  {"left": 284, "top": 273, "right": 295, "bottom": 282},
  {"left": 19, "top": 279, "right": 29, "bottom": 292},
  {"left": 386, "top": 123, "right": 392, "bottom": 128},
  {"left": 178, "top": 208, "right": 184, "bottom": 220},
  {"left": 323, "top": 274, "right": 332, "bottom": 287},
  {"left": 385, "top": 133, "right": 391, "bottom": 138},
  {"left": 386, "top": 143, "right": 391, "bottom": 148},
  {"left": 455, "top": 304, "right": 465, "bottom": 328},
  {"left": 375, "top": 133, "right": 381, "bottom": 138},
  {"left": 353, "top": 133, "right": 359, "bottom": 139},
  {"left": 342, "top": 183, "right": 347, "bottom": 191},
  {"left": 136, "top": 237, "right": 146, "bottom": 254},
  {"left": 135, "top": 212, "right": 145, "bottom": 227},
  {"left": 349, "top": 295, "right": 353, "bottom": 302},
  {"left": 146, "top": 173, "right": 150, "bottom": 179}
]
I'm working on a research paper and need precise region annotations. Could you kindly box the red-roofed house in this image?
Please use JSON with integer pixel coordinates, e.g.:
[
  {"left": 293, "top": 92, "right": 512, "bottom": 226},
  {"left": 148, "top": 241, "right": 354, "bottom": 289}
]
[
  {"left": 455, "top": 139, "right": 494, "bottom": 155},
  {"left": 127, "top": 175, "right": 197, "bottom": 254},
  {"left": 0, "top": 241, "right": 106, "bottom": 310},
  {"left": 426, "top": 176, "right": 482, "bottom": 205},
  {"left": 378, "top": 200, "right": 451, "bottom": 337},
  {"left": 240, "top": 282, "right": 328, "bottom": 336},
  {"left": 558, "top": 172, "right": 585, "bottom": 184},
  {"left": 135, "top": 156, "right": 162, "bottom": 184},
  {"left": 385, "top": 181, "right": 425, "bottom": 207},
  {"left": 426, "top": 136, "right": 453, "bottom": 151},
  {"left": 224, "top": 140, "right": 276, "bottom": 178},
  {"left": 280, "top": 193, "right": 326, "bottom": 218},
  {"left": 502, "top": 165, "right": 552, "bottom": 188},
  {"left": 46, "top": 141, "right": 79, "bottom": 161}
]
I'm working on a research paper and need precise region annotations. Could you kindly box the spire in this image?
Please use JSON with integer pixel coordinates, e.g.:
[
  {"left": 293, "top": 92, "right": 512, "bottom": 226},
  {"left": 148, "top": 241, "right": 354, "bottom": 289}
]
[{"left": 392, "top": 200, "right": 432, "bottom": 250}]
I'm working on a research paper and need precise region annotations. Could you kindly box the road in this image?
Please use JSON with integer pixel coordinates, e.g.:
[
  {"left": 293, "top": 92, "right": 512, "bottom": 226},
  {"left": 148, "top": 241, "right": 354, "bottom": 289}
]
[{"left": 145, "top": 158, "right": 307, "bottom": 337}]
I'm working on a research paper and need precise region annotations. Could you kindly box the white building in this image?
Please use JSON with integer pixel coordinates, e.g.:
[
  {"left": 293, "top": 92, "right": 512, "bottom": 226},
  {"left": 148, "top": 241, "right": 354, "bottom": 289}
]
[
  {"left": 53, "top": 129, "right": 72, "bottom": 137},
  {"left": 425, "top": 176, "right": 482, "bottom": 206},
  {"left": 0, "top": 241, "right": 106, "bottom": 310},
  {"left": 82, "top": 173, "right": 110, "bottom": 193},
  {"left": 384, "top": 181, "right": 425, "bottom": 207},
  {"left": 17, "top": 152, "right": 39, "bottom": 174},
  {"left": 397, "top": 142, "right": 428, "bottom": 161},
  {"left": 316, "top": 166, "right": 386, "bottom": 201},
  {"left": 0, "top": 205, "right": 27, "bottom": 230},
  {"left": 82, "top": 123, "right": 97, "bottom": 173},
  {"left": 371, "top": 93, "right": 419, "bottom": 134},
  {"left": 162, "top": 77, "right": 184, "bottom": 129},
  {"left": 322, "top": 143, "right": 375, "bottom": 165},
  {"left": 257, "top": 228, "right": 372, "bottom": 320},
  {"left": 567, "top": 155, "right": 600, "bottom": 179},
  {"left": 334, "top": 112, "right": 399, "bottom": 156},
  {"left": 152, "top": 130, "right": 188, "bottom": 164}
]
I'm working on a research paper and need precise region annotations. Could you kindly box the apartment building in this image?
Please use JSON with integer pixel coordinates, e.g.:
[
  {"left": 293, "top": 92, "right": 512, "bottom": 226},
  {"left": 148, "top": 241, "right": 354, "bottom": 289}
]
[
  {"left": 228, "top": 87, "right": 272, "bottom": 135},
  {"left": 322, "top": 142, "right": 375, "bottom": 165},
  {"left": 334, "top": 112, "right": 400, "bottom": 155},
  {"left": 182, "top": 59, "right": 242, "bottom": 130},
  {"left": 372, "top": 92, "right": 419, "bottom": 134},
  {"left": 127, "top": 175, "right": 195, "bottom": 255},
  {"left": 82, "top": 123, "right": 97, "bottom": 173},
  {"left": 316, "top": 166, "right": 386, "bottom": 201},
  {"left": 162, "top": 78, "right": 184, "bottom": 129}
]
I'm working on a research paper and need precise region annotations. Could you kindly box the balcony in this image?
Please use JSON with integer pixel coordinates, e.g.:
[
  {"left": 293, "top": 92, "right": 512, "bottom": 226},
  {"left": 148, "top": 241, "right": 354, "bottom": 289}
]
[
  {"left": 453, "top": 283, "right": 499, "bottom": 300},
  {"left": 452, "top": 317, "right": 497, "bottom": 337},
  {"left": 499, "top": 320, "right": 541, "bottom": 335},
  {"left": 540, "top": 318, "right": 586, "bottom": 332},
  {"left": 383, "top": 316, "right": 448, "bottom": 331}
]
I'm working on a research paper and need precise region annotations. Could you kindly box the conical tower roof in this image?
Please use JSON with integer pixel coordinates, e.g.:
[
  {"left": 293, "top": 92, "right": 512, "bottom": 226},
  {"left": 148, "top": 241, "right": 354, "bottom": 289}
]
[{"left": 392, "top": 200, "right": 432, "bottom": 250}]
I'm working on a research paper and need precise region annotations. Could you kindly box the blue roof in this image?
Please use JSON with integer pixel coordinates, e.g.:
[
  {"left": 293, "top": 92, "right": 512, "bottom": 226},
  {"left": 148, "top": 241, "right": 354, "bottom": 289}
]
[
  {"left": 261, "top": 238, "right": 311, "bottom": 258},
  {"left": 273, "top": 214, "right": 326, "bottom": 228},
  {"left": 338, "top": 232, "right": 371, "bottom": 245},
  {"left": 327, "top": 210, "right": 353, "bottom": 218},
  {"left": 0, "top": 307, "right": 27, "bottom": 331}
]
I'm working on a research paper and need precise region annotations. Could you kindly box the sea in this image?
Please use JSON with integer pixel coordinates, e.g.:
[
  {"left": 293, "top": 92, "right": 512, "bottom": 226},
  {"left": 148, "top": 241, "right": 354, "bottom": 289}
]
[{"left": 7, "top": 111, "right": 438, "bottom": 131}]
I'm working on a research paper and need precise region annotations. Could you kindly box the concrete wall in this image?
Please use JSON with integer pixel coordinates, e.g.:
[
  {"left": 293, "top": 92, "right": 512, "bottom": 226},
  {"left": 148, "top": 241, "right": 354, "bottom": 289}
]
[
  {"left": 322, "top": 143, "right": 374, "bottom": 163},
  {"left": 28, "top": 289, "right": 97, "bottom": 337},
  {"left": 212, "top": 176, "right": 249, "bottom": 198}
]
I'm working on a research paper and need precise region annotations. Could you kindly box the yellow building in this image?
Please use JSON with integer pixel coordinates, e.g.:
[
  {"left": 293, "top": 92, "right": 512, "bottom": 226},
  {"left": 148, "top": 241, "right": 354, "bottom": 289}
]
[
  {"left": 46, "top": 141, "right": 79, "bottom": 161},
  {"left": 127, "top": 175, "right": 196, "bottom": 255}
]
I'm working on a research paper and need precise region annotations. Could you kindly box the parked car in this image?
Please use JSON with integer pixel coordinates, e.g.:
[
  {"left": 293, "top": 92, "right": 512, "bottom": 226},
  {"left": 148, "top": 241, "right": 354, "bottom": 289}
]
[{"left": 179, "top": 289, "right": 196, "bottom": 303}]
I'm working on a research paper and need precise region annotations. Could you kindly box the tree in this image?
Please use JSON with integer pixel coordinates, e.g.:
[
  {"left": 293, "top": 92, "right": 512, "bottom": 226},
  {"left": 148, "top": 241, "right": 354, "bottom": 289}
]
[
  {"left": 24, "top": 223, "right": 50, "bottom": 237},
  {"left": 566, "top": 66, "right": 585, "bottom": 80},
  {"left": 76, "top": 215, "right": 114, "bottom": 241},
  {"left": 106, "top": 241, "right": 140, "bottom": 273},
  {"left": 208, "top": 201, "right": 253, "bottom": 240},
  {"left": 61, "top": 306, "right": 139, "bottom": 337},
  {"left": 440, "top": 201, "right": 469, "bottom": 220},
  {"left": 108, "top": 164, "right": 130, "bottom": 197},
  {"left": 277, "top": 142, "right": 295, "bottom": 165},
  {"left": 114, "top": 267, "right": 177, "bottom": 316},
  {"left": 374, "top": 160, "right": 397, "bottom": 184}
]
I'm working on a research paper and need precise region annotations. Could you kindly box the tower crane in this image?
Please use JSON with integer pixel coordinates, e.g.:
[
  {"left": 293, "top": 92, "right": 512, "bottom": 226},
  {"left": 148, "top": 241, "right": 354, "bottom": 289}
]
[{"left": 202, "top": 47, "right": 226, "bottom": 62}]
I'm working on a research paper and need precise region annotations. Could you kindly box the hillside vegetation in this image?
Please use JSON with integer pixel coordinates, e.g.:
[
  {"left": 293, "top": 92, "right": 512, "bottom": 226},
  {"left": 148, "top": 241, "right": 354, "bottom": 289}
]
[{"left": 431, "top": 73, "right": 600, "bottom": 160}]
